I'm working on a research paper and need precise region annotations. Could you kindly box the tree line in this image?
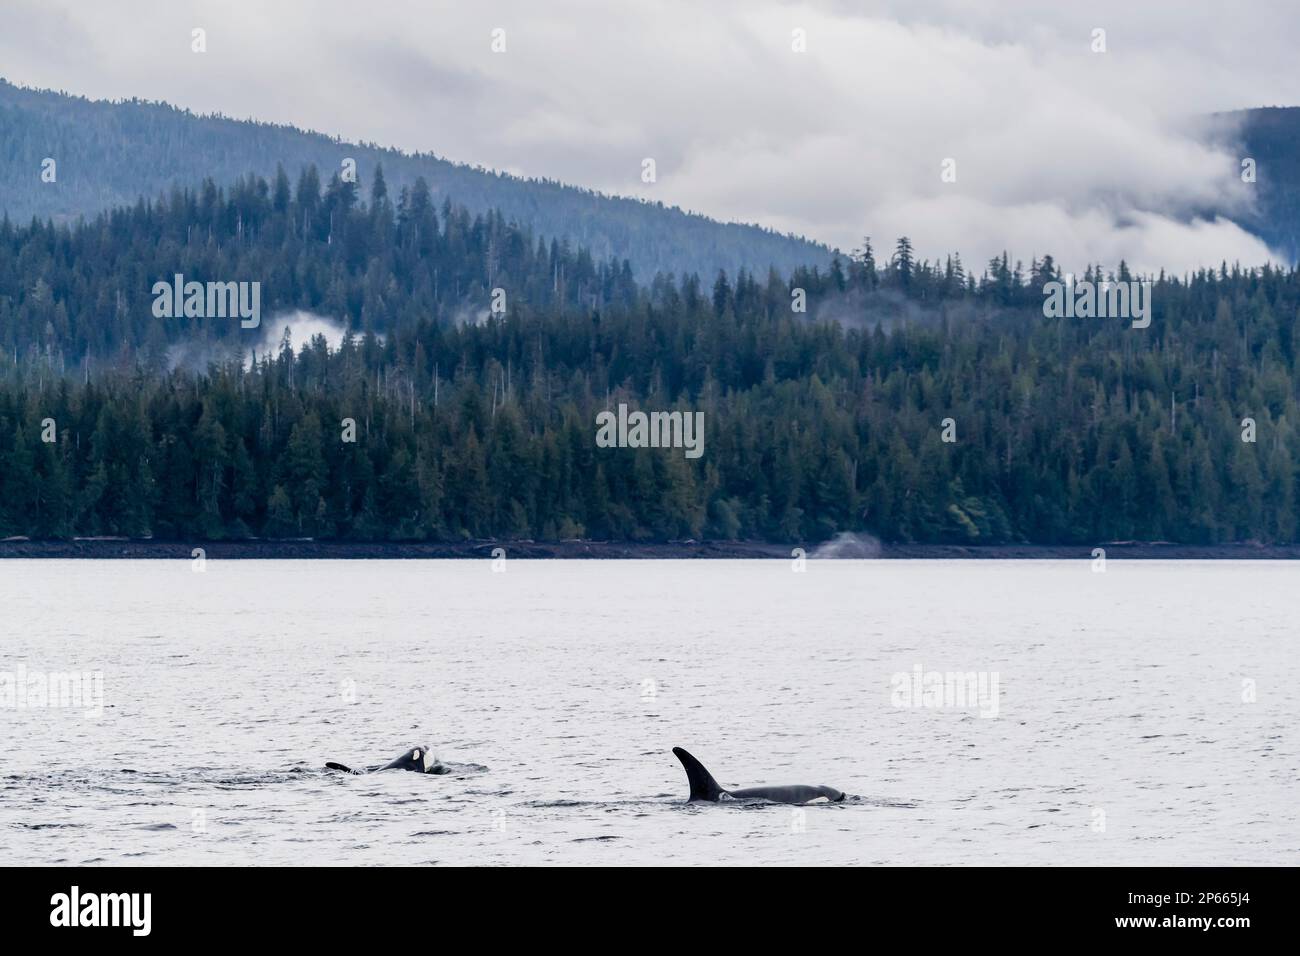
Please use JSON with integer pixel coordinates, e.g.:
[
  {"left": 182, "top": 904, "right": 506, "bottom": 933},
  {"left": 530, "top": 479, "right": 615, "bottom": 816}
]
[{"left": 1, "top": 166, "right": 1298, "bottom": 544}]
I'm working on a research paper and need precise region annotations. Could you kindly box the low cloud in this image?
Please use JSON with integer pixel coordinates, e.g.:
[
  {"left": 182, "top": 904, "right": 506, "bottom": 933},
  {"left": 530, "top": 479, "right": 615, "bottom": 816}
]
[
  {"left": 253, "top": 310, "right": 352, "bottom": 362},
  {"left": 164, "top": 310, "right": 353, "bottom": 373},
  {"left": 1, "top": 1, "right": 1296, "bottom": 273}
]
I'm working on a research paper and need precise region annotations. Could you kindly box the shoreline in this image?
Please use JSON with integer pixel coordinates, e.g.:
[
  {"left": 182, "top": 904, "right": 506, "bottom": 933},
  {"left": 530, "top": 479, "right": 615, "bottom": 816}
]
[{"left": 2, "top": 539, "right": 1300, "bottom": 559}]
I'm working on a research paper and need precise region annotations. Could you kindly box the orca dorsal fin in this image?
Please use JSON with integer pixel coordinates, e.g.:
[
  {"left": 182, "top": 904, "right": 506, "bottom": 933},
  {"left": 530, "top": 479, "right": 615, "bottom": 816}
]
[{"left": 673, "top": 747, "right": 726, "bottom": 801}]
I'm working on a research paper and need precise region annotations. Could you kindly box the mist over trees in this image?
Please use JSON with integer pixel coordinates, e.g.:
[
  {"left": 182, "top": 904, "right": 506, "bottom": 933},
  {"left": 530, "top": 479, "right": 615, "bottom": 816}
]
[
  {"left": 1213, "top": 106, "right": 1300, "bottom": 265},
  {"left": 2, "top": 165, "right": 1298, "bottom": 545}
]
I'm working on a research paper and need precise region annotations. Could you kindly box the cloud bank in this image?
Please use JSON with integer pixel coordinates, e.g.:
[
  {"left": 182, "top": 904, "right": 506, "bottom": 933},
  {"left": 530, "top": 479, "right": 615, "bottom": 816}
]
[{"left": 2, "top": 0, "right": 1297, "bottom": 274}]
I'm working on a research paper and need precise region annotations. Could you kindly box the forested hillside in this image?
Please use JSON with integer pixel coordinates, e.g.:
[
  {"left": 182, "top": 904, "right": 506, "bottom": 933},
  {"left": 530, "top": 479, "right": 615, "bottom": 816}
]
[
  {"left": 1227, "top": 106, "right": 1300, "bottom": 264},
  {"left": 1, "top": 165, "right": 1298, "bottom": 545},
  {"left": 0, "top": 78, "right": 829, "bottom": 281}
]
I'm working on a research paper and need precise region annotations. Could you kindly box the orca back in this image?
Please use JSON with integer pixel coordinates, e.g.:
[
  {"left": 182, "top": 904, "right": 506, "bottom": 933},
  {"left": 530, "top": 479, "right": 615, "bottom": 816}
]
[
  {"left": 728, "top": 784, "right": 845, "bottom": 804},
  {"left": 379, "top": 747, "right": 435, "bottom": 772}
]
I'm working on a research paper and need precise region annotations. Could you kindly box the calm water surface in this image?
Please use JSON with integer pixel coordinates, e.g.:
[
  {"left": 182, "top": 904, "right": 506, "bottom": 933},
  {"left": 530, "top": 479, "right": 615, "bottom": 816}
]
[{"left": 1, "top": 559, "right": 1295, "bottom": 865}]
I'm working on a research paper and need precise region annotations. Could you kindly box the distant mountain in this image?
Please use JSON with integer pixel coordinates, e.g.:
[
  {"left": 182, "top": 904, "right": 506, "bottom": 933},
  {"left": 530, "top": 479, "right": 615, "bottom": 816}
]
[
  {"left": 0, "top": 78, "right": 832, "bottom": 281},
  {"left": 1214, "top": 107, "right": 1300, "bottom": 264}
]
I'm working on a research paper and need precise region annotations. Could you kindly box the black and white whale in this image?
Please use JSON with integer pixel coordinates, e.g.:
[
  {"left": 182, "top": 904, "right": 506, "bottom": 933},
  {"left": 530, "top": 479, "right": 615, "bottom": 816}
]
[
  {"left": 673, "top": 747, "right": 845, "bottom": 804},
  {"left": 325, "top": 746, "right": 450, "bottom": 775}
]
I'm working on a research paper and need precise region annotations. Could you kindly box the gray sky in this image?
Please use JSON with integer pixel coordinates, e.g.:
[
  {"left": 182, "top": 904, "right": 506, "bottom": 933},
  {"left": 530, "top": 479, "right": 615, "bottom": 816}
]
[{"left": 2, "top": 0, "right": 1297, "bottom": 272}]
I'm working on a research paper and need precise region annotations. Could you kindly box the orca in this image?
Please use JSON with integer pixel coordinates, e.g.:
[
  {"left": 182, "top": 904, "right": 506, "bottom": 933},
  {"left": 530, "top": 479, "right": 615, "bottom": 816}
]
[
  {"left": 672, "top": 747, "right": 845, "bottom": 804},
  {"left": 325, "top": 746, "right": 450, "bottom": 775}
]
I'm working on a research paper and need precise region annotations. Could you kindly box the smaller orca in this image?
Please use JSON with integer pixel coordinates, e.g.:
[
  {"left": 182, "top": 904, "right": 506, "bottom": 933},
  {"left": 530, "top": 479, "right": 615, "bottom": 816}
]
[
  {"left": 673, "top": 747, "right": 845, "bottom": 805},
  {"left": 326, "top": 746, "right": 450, "bottom": 775}
]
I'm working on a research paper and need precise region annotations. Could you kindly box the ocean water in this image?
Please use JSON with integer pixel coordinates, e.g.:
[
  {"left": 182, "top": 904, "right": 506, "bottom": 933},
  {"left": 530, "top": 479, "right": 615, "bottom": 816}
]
[{"left": 1, "top": 559, "right": 1295, "bottom": 866}]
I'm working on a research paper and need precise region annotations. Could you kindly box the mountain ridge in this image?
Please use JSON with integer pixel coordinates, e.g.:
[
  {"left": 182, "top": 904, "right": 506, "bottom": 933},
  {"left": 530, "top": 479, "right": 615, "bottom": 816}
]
[
  {"left": 1209, "top": 106, "right": 1300, "bottom": 264},
  {"left": 0, "top": 77, "right": 834, "bottom": 281}
]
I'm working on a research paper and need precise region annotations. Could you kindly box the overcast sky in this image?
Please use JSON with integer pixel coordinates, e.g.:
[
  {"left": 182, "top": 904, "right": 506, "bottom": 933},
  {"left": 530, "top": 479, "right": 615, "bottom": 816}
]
[{"left": 2, "top": 0, "right": 1297, "bottom": 273}]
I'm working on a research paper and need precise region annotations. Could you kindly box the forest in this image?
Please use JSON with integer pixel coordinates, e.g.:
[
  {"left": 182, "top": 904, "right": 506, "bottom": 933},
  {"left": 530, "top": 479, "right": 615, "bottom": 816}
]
[{"left": 1, "top": 164, "right": 1298, "bottom": 545}]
